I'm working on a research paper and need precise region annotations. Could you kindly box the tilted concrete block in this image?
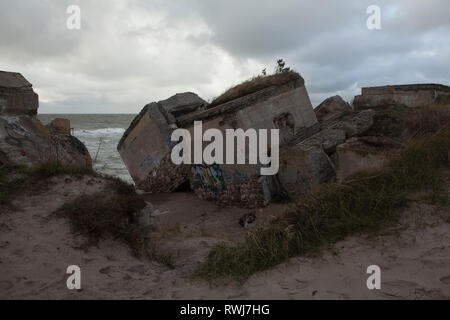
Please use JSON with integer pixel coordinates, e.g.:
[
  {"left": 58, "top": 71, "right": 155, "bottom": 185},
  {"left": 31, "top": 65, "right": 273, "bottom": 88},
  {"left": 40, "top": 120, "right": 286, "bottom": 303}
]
[{"left": 118, "top": 92, "right": 205, "bottom": 191}]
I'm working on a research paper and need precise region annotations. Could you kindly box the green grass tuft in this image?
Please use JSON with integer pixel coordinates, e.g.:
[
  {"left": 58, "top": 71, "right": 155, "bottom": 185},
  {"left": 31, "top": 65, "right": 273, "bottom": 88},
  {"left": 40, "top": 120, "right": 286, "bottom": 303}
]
[{"left": 194, "top": 128, "right": 450, "bottom": 283}]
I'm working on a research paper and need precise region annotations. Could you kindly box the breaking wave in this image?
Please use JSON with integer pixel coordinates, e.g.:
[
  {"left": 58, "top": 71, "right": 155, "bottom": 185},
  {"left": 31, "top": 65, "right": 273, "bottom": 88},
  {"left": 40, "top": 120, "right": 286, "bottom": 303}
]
[{"left": 73, "top": 128, "right": 126, "bottom": 137}]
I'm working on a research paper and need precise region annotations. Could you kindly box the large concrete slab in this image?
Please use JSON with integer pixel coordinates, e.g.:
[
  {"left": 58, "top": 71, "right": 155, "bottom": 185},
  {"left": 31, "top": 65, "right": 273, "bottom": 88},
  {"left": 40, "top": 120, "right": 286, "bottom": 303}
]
[
  {"left": 119, "top": 74, "right": 320, "bottom": 207},
  {"left": 118, "top": 92, "right": 206, "bottom": 191}
]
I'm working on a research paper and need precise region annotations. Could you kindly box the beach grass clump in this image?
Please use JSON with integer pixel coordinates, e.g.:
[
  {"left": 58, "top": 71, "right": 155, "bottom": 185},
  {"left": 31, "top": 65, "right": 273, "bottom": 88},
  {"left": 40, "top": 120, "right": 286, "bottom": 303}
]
[
  {"left": 56, "top": 177, "right": 176, "bottom": 268},
  {"left": 57, "top": 179, "right": 149, "bottom": 257},
  {"left": 194, "top": 127, "right": 450, "bottom": 283}
]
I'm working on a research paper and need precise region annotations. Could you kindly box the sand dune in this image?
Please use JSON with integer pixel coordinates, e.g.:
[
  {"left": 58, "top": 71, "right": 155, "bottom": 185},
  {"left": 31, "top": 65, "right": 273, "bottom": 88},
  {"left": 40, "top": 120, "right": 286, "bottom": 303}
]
[{"left": 1, "top": 175, "right": 450, "bottom": 299}]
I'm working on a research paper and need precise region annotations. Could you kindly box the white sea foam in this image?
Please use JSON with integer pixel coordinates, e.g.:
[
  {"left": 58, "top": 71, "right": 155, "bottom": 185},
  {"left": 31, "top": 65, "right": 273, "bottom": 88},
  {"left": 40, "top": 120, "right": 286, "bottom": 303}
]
[
  {"left": 73, "top": 128, "right": 125, "bottom": 137},
  {"left": 38, "top": 114, "right": 135, "bottom": 184}
]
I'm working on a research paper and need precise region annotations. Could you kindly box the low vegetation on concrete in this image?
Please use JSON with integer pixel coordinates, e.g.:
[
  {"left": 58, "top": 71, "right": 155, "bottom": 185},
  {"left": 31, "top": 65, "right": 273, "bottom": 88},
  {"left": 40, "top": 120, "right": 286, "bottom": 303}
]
[
  {"left": 194, "top": 105, "right": 450, "bottom": 283},
  {"left": 210, "top": 70, "right": 301, "bottom": 107}
]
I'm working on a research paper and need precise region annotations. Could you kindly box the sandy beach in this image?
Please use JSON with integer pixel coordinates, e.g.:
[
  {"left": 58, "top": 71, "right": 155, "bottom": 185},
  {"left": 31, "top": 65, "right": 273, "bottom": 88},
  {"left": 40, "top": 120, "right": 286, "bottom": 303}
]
[{"left": 1, "top": 174, "right": 450, "bottom": 300}]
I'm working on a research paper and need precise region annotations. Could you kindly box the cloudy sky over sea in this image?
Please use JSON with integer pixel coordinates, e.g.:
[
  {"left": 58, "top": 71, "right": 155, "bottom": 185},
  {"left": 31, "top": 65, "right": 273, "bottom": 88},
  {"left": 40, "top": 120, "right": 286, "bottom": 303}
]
[{"left": 1, "top": 0, "right": 449, "bottom": 113}]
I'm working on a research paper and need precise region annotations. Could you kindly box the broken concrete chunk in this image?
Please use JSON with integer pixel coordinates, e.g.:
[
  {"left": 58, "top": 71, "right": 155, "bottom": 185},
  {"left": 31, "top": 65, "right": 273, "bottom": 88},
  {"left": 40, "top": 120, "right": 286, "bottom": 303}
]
[
  {"left": 315, "top": 95, "right": 351, "bottom": 124},
  {"left": 0, "top": 115, "right": 91, "bottom": 168},
  {"left": 336, "top": 136, "right": 402, "bottom": 183},
  {"left": 330, "top": 109, "right": 375, "bottom": 138},
  {"left": 0, "top": 71, "right": 39, "bottom": 116},
  {"left": 300, "top": 128, "right": 346, "bottom": 154},
  {"left": 159, "top": 92, "right": 206, "bottom": 119},
  {"left": 46, "top": 118, "right": 71, "bottom": 135},
  {"left": 0, "top": 71, "right": 92, "bottom": 169},
  {"left": 277, "top": 144, "right": 336, "bottom": 198}
]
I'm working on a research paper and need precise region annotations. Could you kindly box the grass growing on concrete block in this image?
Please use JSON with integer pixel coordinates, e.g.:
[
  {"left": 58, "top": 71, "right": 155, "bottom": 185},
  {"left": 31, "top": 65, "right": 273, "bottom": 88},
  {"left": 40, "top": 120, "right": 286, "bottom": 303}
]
[
  {"left": 194, "top": 128, "right": 450, "bottom": 283},
  {"left": 210, "top": 71, "right": 301, "bottom": 107}
]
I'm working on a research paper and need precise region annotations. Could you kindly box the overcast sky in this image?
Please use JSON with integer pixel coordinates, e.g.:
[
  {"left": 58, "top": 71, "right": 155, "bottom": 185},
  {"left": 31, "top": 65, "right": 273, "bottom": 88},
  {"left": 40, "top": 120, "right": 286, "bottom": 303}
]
[{"left": 1, "top": 0, "right": 449, "bottom": 114}]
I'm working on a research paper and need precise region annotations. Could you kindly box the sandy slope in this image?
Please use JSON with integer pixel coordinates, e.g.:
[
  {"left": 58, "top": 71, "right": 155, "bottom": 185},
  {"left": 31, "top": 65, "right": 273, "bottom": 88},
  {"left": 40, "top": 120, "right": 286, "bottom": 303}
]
[{"left": 1, "top": 175, "right": 450, "bottom": 300}]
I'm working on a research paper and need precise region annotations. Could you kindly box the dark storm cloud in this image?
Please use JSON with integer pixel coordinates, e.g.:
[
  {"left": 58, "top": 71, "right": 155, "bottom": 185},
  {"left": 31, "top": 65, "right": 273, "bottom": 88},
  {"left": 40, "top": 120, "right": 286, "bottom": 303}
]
[
  {"left": 0, "top": 0, "right": 448, "bottom": 112},
  {"left": 193, "top": 0, "right": 364, "bottom": 58},
  {"left": 192, "top": 0, "right": 450, "bottom": 104}
]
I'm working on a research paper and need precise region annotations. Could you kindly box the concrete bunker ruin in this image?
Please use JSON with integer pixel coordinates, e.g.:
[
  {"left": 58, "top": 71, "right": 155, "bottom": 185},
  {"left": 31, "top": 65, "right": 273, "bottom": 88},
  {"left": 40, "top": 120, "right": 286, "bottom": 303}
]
[
  {"left": 353, "top": 84, "right": 450, "bottom": 110},
  {"left": 119, "top": 75, "right": 449, "bottom": 208},
  {"left": 118, "top": 73, "right": 320, "bottom": 207}
]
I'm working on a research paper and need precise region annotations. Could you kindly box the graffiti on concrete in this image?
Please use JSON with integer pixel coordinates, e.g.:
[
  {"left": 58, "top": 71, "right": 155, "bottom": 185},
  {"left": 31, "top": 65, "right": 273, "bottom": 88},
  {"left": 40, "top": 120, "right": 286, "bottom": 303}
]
[{"left": 191, "top": 163, "right": 226, "bottom": 194}]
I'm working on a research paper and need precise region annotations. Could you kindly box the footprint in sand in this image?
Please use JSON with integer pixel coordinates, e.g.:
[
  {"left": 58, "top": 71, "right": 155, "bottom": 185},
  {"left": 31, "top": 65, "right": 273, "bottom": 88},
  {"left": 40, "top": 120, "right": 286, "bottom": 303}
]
[
  {"left": 99, "top": 266, "right": 123, "bottom": 278},
  {"left": 127, "top": 265, "right": 151, "bottom": 277}
]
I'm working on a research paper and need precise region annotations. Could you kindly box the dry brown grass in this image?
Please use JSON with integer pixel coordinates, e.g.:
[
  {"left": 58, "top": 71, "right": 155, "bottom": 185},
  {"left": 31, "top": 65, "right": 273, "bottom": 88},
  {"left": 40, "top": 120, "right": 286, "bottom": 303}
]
[
  {"left": 56, "top": 179, "right": 149, "bottom": 256},
  {"left": 56, "top": 176, "right": 176, "bottom": 268},
  {"left": 210, "top": 71, "right": 301, "bottom": 107},
  {"left": 195, "top": 127, "right": 450, "bottom": 283},
  {"left": 0, "top": 162, "right": 93, "bottom": 205}
]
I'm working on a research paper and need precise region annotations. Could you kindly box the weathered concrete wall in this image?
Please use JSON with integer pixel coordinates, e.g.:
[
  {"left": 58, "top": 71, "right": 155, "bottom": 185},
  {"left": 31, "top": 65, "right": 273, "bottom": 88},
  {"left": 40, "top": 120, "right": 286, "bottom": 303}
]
[
  {"left": 181, "top": 77, "right": 318, "bottom": 207},
  {"left": 119, "top": 75, "right": 319, "bottom": 207},
  {"left": 118, "top": 93, "right": 205, "bottom": 190},
  {"left": 277, "top": 144, "right": 336, "bottom": 197},
  {"left": 236, "top": 84, "right": 317, "bottom": 144},
  {"left": 118, "top": 106, "right": 170, "bottom": 185},
  {"left": 0, "top": 71, "right": 39, "bottom": 116},
  {"left": 179, "top": 78, "right": 317, "bottom": 142},
  {"left": 336, "top": 136, "right": 401, "bottom": 183},
  {"left": 354, "top": 84, "right": 450, "bottom": 109}
]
